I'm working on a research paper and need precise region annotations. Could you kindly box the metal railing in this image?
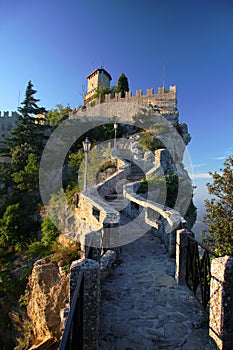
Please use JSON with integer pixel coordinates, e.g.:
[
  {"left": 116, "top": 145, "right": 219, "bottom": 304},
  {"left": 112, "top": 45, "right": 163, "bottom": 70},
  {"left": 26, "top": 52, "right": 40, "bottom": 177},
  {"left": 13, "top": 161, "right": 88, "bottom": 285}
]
[
  {"left": 59, "top": 271, "right": 84, "bottom": 350},
  {"left": 185, "top": 234, "right": 218, "bottom": 310},
  {"left": 59, "top": 239, "right": 95, "bottom": 350}
]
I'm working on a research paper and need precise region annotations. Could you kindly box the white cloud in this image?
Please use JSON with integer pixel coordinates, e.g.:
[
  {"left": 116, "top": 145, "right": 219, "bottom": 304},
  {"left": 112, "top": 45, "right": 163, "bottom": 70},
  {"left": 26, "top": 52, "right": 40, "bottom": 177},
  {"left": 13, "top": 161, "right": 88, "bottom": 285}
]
[
  {"left": 212, "top": 156, "right": 226, "bottom": 161},
  {"left": 192, "top": 163, "right": 206, "bottom": 169},
  {"left": 190, "top": 173, "right": 212, "bottom": 179}
]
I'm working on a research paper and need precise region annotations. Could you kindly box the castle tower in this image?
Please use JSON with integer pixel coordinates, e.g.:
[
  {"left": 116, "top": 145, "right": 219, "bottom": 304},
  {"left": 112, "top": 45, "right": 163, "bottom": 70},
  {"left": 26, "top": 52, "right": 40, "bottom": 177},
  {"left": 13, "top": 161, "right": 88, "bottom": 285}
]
[{"left": 84, "top": 68, "right": 112, "bottom": 104}]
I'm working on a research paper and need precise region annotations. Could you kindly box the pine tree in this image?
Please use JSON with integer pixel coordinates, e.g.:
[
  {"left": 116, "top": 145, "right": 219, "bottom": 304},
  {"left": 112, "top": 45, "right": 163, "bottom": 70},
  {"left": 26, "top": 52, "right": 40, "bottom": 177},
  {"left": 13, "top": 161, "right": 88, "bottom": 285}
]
[
  {"left": 0, "top": 81, "right": 48, "bottom": 232},
  {"left": 202, "top": 156, "right": 233, "bottom": 256},
  {"left": 1, "top": 81, "right": 47, "bottom": 156},
  {"left": 117, "top": 73, "right": 129, "bottom": 98},
  {"left": 18, "top": 80, "right": 46, "bottom": 117}
]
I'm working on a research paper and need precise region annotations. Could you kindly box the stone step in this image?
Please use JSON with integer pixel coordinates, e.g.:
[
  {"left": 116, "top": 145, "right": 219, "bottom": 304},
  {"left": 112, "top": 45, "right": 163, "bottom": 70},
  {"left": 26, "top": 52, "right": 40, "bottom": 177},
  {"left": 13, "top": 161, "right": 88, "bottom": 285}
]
[
  {"left": 111, "top": 200, "right": 126, "bottom": 211},
  {"left": 127, "top": 175, "right": 144, "bottom": 181}
]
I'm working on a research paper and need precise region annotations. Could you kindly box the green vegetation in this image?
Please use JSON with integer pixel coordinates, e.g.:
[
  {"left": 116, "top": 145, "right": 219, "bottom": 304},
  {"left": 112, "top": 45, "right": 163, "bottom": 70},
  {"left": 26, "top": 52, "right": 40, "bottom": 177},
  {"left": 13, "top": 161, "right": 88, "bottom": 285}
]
[
  {"left": 93, "top": 85, "right": 118, "bottom": 102},
  {"left": 138, "top": 172, "right": 196, "bottom": 225},
  {"left": 0, "top": 82, "right": 75, "bottom": 348},
  {"left": 202, "top": 156, "right": 233, "bottom": 256},
  {"left": 45, "top": 104, "right": 71, "bottom": 126},
  {"left": 92, "top": 72, "right": 129, "bottom": 102},
  {"left": 139, "top": 172, "right": 178, "bottom": 208},
  {"left": 51, "top": 241, "right": 81, "bottom": 272},
  {"left": 139, "top": 131, "right": 164, "bottom": 152},
  {"left": 0, "top": 203, "right": 29, "bottom": 250},
  {"left": 0, "top": 81, "right": 47, "bottom": 254},
  {"left": 117, "top": 73, "right": 129, "bottom": 98},
  {"left": 99, "top": 160, "right": 117, "bottom": 172}
]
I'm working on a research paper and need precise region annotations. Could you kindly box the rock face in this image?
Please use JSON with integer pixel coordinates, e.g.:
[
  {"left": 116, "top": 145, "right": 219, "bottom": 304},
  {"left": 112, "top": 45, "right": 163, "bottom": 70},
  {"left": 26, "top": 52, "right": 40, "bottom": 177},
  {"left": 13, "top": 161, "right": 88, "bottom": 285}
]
[{"left": 26, "top": 257, "right": 69, "bottom": 347}]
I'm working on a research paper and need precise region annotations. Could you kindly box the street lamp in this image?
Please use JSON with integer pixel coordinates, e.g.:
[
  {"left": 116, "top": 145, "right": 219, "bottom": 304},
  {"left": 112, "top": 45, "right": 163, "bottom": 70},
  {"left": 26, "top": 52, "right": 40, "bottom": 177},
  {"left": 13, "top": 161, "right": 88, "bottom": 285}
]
[
  {"left": 82, "top": 137, "right": 91, "bottom": 191},
  {"left": 114, "top": 122, "right": 118, "bottom": 149}
]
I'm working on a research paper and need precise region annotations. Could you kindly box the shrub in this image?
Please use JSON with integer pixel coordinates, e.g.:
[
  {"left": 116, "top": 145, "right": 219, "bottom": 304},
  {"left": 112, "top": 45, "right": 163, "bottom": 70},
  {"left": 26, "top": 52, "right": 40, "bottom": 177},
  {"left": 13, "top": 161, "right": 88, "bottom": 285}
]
[
  {"left": 52, "top": 242, "right": 81, "bottom": 271},
  {"left": 41, "top": 216, "right": 60, "bottom": 247}
]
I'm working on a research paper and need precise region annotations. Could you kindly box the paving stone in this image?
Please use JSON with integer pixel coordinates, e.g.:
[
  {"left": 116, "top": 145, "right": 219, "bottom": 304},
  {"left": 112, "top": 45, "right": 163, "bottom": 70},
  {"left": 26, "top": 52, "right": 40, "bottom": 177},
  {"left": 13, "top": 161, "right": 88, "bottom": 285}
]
[
  {"left": 128, "top": 319, "right": 154, "bottom": 328},
  {"left": 109, "top": 322, "right": 130, "bottom": 337},
  {"left": 163, "top": 321, "right": 189, "bottom": 339},
  {"left": 146, "top": 327, "right": 164, "bottom": 337},
  {"left": 98, "top": 230, "right": 211, "bottom": 349}
]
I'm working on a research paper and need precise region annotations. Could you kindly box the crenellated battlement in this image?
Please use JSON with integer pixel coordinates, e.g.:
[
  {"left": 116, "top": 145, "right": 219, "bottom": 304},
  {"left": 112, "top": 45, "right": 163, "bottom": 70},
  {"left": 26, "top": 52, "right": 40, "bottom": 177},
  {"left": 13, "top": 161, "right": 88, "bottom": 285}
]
[
  {"left": 82, "top": 85, "right": 177, "bottom": 110},
  {"left": 0, "top": 111, "right": 19, "bottom": 142},
  {"left": 0, "top": 111, "right": 18, "bottom": 118}
]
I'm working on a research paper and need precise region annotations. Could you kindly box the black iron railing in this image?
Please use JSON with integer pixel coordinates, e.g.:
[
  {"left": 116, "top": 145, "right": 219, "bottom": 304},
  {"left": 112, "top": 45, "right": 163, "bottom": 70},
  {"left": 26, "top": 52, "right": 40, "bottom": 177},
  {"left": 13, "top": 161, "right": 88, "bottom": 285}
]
[
  {"left": 59, "top": 271, "right": 84, "bottom": 350},
  {"left": 59, "top": 238, "right": 96, "bottom": 350},
  {"left": 185, "top": 234, "right": 218, "bottom": 310}
]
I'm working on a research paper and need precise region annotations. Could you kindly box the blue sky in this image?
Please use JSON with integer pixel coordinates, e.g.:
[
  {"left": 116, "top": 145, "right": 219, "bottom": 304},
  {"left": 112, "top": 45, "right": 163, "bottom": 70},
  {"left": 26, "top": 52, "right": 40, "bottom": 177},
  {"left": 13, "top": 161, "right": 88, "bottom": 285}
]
[{"left": 1, "top": 0, "right": 233, "bottom": 209}]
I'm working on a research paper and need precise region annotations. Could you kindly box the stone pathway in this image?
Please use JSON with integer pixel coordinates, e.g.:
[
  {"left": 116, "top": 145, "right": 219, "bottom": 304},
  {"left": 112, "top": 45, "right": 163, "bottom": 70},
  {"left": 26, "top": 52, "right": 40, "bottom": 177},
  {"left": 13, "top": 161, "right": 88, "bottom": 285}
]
[{"left": 99, "top": 230, "right": 213, "bottom": 350}]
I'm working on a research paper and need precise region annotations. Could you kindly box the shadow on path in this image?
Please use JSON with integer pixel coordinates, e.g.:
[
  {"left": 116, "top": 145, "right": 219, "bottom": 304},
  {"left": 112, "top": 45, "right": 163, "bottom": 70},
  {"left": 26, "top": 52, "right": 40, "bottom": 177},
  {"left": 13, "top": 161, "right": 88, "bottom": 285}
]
[{"left": 99, "top": 230, "right": 213, "bottom": 350}]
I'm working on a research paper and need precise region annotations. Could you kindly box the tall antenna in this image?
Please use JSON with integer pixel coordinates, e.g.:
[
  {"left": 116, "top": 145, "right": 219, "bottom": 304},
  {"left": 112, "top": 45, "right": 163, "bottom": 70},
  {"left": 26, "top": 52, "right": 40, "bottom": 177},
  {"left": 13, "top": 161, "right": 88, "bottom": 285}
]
[
  {"left": 18, "top": 91, "right": 21, "bottom": 108},
  {"left": 162, "top": 63, "right": 165, "bottom": 88}
]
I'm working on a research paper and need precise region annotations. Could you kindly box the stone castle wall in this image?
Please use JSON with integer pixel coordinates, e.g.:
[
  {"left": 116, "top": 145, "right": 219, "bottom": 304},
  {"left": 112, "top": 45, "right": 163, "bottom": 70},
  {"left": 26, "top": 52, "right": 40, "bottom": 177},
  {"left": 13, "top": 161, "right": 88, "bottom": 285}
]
[
  {"left": 82, "top": 85, "right": 177, "bottom": 110},
  {"left": 0, "top": 111, "right": 18, "bottom": 142}
]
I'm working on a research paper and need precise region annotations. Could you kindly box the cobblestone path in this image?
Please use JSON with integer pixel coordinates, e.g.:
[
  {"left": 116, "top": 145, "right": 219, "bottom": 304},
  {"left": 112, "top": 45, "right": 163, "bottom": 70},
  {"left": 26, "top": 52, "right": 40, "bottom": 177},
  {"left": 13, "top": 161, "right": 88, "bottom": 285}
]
[{"left": 99, "top": 230, "right": 213, "bottom": 350}]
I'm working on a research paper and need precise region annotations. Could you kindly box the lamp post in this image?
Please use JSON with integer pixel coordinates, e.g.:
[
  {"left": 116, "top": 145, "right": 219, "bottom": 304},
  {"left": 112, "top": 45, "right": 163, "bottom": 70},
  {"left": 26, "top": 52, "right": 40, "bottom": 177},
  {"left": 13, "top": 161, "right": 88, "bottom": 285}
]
[
  {"left": 82, "top": 137, "right": 91, "bottom": 191},
  {"left": 114, "top": 122, "right": 118, "bottom": 149}
]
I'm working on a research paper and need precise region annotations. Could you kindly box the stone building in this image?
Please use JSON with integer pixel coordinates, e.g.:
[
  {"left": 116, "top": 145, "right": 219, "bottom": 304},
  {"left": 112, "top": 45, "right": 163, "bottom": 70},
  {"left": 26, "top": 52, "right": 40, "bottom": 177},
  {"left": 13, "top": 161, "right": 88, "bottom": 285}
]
[{"left": 84, "top": 68, "right": 112, "bottom": 104}]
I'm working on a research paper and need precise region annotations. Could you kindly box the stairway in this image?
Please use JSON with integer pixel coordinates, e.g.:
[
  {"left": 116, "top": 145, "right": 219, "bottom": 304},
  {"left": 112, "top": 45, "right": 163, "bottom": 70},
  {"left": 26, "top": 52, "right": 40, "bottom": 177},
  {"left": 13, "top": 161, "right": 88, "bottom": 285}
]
[
  {"left": 104, "top": 159, "right": 145, "bottom": 221},
  {"left": 127, "top": 160, "right": 145, "bottom": 181}
]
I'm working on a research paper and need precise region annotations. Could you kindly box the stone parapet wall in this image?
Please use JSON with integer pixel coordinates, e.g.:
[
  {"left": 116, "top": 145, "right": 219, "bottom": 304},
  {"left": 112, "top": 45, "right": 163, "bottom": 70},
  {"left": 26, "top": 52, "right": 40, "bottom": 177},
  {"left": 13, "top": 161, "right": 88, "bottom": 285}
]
[
  {"left": 102, "top": 86, "right": 176, "bottom": 108},
  {"left": 70, "top": 258, "right": 100, "bottom": 350},
  {"left": 123, "top": 181, "right": 186, "bottom": 257},
  {"left": 72, "top": 101, "right": 178, "bottom": 126},
  {"left": 71, "top": 158, "right": 130, "bottom": 245},
  {"left": 83, "top": 85, "right": 177, "bottom": 109},
  {"left": 97, "top": 159, "right": 130, "bottom": 198},
  {"left": 209, "top": 256, "right": 233, "bottom": 349},
  {"left": 0, "top": 111, "right": 18, "bottom": 118},
  {"left": 0, "top": 111, "right": 18, "bottom": 142}
]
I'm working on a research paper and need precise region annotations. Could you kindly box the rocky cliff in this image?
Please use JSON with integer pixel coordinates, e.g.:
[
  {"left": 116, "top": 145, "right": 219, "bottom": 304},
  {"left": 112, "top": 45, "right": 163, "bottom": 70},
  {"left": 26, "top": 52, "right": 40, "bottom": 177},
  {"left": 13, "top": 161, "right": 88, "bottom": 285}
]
[{"left": 22, "top": 257, "right": 69, "bottom": 349}]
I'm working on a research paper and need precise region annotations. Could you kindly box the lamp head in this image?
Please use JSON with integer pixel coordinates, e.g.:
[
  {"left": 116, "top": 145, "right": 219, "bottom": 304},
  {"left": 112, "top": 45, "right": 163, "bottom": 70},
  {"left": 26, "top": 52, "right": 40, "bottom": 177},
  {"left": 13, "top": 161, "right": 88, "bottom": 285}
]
[{"left": 82, "top": 137, "right": 91, "bottom": 153}]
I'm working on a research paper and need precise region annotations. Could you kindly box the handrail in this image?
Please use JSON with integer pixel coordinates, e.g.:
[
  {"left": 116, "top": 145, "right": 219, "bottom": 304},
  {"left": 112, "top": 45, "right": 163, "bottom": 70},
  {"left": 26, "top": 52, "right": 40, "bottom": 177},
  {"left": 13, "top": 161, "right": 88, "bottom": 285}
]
[
  {"left": 124, "top": 181, "right": 185, "bottom": 231},
  {"left": 59, "top": 271, "right": 84, "bottom": 350},
  {"left": 185, "top": 234, "right": 218, "bottom": 310},
  {"left": 187, "top": 234, "right": 218, "bottom": 258}
]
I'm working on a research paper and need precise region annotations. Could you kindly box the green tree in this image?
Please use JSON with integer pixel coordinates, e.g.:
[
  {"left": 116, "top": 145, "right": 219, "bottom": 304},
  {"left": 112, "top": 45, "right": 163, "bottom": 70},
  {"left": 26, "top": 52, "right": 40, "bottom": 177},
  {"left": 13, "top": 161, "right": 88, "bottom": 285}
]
[
  {"left": 117, "top": 73, "right": 129, "bottom": 98},
  {"left": 12, "top": 153, "right": 39, "bottom": 192},
  {"left": 1, "top": 81, "right": 47, "bottom": 156},
  {"left": 0, "top": 204, "right": 29, "bottom": 249},
  {"left": 18, "top": 80, "right": 46, "bottom": 117},
  {"left": 45, "top": 104, "right": 71, "bottom": 126},
  {"left": 202, "top": 156, "right": 233, "bottom": 256},
  {"left": 139, "top": 131, "right": 164, "bottom": 152},
  {"left": 11, "top": 143, "right": 33, "bottom": 173},
  {"left": 93, "top": 86, "right": 118, "bottom": 103},
  {"left": 41, "top": 216, "right": 60, "bottom": 247},
  {"left": 0, "top": 82, "right": 48, "bottom": 249}
]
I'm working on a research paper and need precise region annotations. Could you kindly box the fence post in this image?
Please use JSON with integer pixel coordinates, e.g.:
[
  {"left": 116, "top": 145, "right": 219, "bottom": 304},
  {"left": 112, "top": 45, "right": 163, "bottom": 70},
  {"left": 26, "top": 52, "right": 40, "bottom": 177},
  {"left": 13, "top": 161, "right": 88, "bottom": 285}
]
[
  {"left": 81, "top": 231, "right": 101, "bottom": 262},
  {"left": 209, "top": 256, "right": 233, "bottom": 350},
  {"left": 175, "top": 229, "right": 189, "bottom": 285},
  {"left": 70, "top": 258, "right": 100, "bottom": 350}
]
